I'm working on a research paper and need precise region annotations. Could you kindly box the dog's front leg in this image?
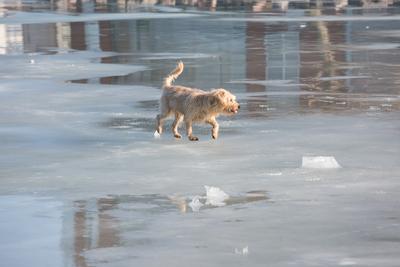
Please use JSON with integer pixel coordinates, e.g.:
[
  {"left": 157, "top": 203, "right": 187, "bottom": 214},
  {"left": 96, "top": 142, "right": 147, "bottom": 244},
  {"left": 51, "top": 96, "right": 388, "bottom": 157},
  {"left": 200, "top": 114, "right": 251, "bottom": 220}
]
[
  {"left": 207, "top": 117, "right": 219, "bottom": 140},
  {"left": 185, "top": 120, "right": 199, "bottom": 141}
]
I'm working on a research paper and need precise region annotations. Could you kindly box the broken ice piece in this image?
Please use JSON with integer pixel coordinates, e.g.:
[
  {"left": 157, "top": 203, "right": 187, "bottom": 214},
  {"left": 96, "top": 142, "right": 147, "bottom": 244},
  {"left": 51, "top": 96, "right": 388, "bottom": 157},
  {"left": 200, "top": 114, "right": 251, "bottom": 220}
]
[
  {"left": 302, "top": 156, "right": 341, "bottom": 169},
  {"left": 204, "top": 185, "right": 229, "bottom": 207},
  {"left": 235, "top": 246, "right": 249, "bottom": 255},
  {"left": 188, "top": 195, "right": 204, "bottom": 212},
  {"left": 153, "top": 131, "right": 161, "bottom": 138}
]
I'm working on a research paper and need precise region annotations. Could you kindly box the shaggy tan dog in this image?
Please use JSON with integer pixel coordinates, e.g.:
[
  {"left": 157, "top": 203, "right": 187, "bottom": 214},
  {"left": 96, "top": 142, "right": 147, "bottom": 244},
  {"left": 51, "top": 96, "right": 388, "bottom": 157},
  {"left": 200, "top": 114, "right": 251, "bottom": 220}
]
[{"left": 156, "top": 61, "right": 240, "bottom": 141}]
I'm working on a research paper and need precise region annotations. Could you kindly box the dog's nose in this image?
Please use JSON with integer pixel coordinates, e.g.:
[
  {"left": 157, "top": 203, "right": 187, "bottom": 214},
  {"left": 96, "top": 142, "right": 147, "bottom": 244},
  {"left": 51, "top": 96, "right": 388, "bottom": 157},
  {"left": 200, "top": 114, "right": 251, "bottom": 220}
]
[{"left": 238, "top": 105, "right": 241, "bottom": 109}]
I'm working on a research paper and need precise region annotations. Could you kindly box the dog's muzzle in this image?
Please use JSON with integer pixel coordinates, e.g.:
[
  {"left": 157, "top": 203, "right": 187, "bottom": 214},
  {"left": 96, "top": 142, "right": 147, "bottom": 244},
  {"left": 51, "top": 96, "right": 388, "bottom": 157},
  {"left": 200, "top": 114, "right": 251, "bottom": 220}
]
[{"left": 230, "top": 104, "right": 240, "bottom": 113}]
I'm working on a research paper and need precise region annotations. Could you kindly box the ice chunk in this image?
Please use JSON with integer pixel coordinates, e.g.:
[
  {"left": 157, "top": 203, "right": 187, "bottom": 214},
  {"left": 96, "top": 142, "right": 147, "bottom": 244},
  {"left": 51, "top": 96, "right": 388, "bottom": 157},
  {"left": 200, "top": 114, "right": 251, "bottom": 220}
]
[
  {"left": 266, "top": 172, "right": 282, "bottom": 176},
  {"left": 302, "top": 156, "right": 341, "bottom": 169},
  {"left": 188, "top": 196, "right": 204, "bottom": 212},
  {"left": 339, "top": 258, "right": 357, "bottom": 266},
  {"left": 204, "top": 186, "right": 229, "bottom": 207},
  {"left": 235, "top": 246, "right": 249, "bottom": 255},
  {"left": 153, "top": 131, "right": 161, "bottom": 139}
]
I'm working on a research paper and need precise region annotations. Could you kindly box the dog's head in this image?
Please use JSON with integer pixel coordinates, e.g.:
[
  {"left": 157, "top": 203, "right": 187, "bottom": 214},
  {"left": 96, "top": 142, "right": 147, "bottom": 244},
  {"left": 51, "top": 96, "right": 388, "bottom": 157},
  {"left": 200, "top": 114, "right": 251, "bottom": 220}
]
[{"left": 209, "top": 88, "right": 240, "bottom": 115}]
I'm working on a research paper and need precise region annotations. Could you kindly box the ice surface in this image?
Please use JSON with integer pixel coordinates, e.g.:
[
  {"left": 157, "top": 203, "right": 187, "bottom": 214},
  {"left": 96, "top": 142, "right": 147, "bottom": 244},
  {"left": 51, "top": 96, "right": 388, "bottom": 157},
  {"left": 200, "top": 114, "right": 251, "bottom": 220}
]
[
  {"left": 302, "top": 156, "right": 341, "bottom": 169},
  {"left": 0, "top": 50, "right": 145, "bottom": 81},
  {"left": 228, "top": 79, "right": 304, "bottom": 87},
  {"left": 0, "top": 11, "right": 202, "bottom": 25},
  {"left": 335, "top": 43, "right": 400, "bottom": 51},
  {"left": 0, "top": 196, "right": 63, "bottom": 267},
  {"left": 219, "top": 15, "right": 400, "bottom": 22},
  {"left": 1, "top": 2, "right": 400, "bottom": 267},
  {"left": 141, "top": 52, "right": 217, "bottom": 60},
  {"left": 317, "top": 76, "right": 369, "bottom": 81}
]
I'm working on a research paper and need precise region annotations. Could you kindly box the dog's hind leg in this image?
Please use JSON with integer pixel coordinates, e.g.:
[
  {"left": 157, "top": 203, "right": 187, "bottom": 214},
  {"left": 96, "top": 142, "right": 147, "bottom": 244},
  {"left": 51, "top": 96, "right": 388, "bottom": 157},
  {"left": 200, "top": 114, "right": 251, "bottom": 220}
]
[
  {"left": 156, "top": 97, "right": 170, "bottom": 134},
  {"left": 172, "top": 113, "right": 183, "bottom": 139},
  {"left": 156, "top": 111, "right": 170, "bottom": 134}
]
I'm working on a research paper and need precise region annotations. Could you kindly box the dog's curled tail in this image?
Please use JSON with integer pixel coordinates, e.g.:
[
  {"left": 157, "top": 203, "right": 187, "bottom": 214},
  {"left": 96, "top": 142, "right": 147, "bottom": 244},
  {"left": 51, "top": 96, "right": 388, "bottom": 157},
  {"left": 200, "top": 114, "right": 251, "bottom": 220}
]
[{"left": 163, "top": 61, "right": 184, "bottom": 87}]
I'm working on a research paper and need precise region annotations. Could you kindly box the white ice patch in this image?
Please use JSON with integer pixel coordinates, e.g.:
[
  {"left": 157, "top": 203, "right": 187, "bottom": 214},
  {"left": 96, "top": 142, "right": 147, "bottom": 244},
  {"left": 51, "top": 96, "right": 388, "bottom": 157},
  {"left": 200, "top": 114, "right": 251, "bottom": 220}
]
[
  {"left": 338, "top": 258, "right": 357, "bottom": 266},
  {"left": 188, "top": 196, "right": 204, "bottom": 212},
  {"left": 153, "top": 131, "right": 161, "bottom": 139},
  {"left": 302, "top": 156, "right": 341, "bottom": 169},
  {"left": 266, "top": 172, "right": 283, "bottom": 176},
  {"left": 235, "top": 246, "right": 249, "bottom": 255},
  {"left": 204, "top": 185, "right": 229, "bottom": 207}
]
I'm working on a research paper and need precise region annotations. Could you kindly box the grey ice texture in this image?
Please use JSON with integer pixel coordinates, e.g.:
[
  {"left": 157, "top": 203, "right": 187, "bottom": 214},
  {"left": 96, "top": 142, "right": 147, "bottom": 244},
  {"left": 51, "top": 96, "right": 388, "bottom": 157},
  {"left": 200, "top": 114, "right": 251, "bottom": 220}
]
[{"left": 1, "top": 2, "right": 400, "bottom": 267}]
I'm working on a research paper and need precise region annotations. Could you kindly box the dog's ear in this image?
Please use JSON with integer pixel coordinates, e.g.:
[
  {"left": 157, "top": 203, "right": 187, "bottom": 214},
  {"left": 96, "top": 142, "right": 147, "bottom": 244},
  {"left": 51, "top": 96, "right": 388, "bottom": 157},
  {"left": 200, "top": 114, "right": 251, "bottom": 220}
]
[
  {"left": 209, "top": 89, "right": 227, "bottom": 107},
  {"left": 208, "top": 95, "right": 219, "bottom": 107},
  {"left": 214, "top": 89, "right": 226, "bottom": 98},
  {"left": 212, "top": 89, "right": 227, "bottom": 98}
]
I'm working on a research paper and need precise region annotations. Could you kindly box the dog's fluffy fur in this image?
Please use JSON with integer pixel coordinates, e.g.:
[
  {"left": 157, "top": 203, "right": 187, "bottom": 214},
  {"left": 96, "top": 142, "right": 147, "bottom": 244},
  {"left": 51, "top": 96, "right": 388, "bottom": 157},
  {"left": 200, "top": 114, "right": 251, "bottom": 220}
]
[{"left": 156, "top": 61, "right": 240, "bottom": 141}]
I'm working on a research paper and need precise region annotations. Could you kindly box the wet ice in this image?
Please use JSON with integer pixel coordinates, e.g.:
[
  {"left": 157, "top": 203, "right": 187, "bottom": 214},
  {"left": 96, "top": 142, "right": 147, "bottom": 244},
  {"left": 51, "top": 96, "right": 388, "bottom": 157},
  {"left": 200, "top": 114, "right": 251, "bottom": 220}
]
[{"left": 1, "top": 1, "right": 400, "bottom": 267}]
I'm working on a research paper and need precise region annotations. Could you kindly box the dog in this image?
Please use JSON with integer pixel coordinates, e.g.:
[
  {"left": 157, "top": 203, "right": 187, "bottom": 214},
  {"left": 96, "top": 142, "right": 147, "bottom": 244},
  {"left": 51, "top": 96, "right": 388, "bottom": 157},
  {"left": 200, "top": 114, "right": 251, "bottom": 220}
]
[{"left": 155, "top": 61, "right": 240, "bottom": 141}]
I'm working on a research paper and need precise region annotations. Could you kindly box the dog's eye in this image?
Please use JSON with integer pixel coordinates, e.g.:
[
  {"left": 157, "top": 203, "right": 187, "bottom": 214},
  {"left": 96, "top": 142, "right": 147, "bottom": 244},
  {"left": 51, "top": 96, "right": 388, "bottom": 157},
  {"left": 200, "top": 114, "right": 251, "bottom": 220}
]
[{"left": 230, "top": 99, "right": 233, "bottom": 102}]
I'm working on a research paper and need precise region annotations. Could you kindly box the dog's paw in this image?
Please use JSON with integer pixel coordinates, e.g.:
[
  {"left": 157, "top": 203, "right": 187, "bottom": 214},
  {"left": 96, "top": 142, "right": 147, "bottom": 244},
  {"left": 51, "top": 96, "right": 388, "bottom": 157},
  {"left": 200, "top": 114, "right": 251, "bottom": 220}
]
[
  {"left": 174, "top": 134, "right": 182, "bottom": 139},
  {"left": 212, "top": 134, "right": 218, "bottom": 140},
  {"left": 189, "top": 136, "right": 199, "bottom": 141}
]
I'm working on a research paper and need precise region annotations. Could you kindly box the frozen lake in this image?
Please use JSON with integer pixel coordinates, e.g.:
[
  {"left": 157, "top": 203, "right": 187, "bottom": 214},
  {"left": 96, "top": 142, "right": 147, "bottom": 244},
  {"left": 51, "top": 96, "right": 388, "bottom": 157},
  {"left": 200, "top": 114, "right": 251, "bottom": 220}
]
[{"left": 0, "top": 1, "right": 400, "bottom": 266}]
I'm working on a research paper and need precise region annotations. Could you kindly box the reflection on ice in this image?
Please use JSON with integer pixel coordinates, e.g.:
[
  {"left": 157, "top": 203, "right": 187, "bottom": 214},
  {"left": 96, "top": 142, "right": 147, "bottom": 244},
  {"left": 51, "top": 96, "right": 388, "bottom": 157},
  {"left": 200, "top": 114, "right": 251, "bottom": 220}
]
[
  {"left": 57, "top": 190, "right": 267, "bottom": 266},
  {"left": 173, "top": 187, "right": 268, "bottom": 213}
]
